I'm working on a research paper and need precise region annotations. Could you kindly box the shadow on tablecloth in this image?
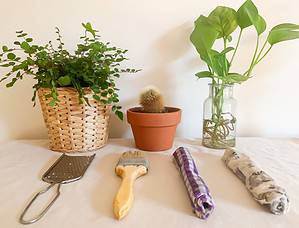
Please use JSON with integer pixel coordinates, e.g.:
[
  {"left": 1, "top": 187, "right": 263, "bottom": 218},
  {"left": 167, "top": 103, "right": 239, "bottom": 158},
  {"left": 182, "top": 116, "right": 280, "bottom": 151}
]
[{"left": 90, "top": 152, "right": 121, "bottom": 219}]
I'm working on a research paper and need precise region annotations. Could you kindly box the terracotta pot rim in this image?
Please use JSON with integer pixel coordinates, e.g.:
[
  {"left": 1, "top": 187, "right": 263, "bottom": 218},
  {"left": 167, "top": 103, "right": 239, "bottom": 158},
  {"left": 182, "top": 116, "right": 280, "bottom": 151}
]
[
  {"left": 127, "top": 107, "right": 181, "bottom": 127},
  {"left": 127, "top": 107, "right": 181, "bottom": 115}
]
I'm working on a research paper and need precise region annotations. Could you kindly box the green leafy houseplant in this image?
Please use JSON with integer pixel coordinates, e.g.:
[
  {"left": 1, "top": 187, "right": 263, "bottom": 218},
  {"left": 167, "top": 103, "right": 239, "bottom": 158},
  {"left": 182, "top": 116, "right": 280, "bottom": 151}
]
[
  {"left": 0, "top": 22, "right": 139, "bottom": 120},
  {"left": 190, "top": 0, "right": 299, "bottom": 148}
]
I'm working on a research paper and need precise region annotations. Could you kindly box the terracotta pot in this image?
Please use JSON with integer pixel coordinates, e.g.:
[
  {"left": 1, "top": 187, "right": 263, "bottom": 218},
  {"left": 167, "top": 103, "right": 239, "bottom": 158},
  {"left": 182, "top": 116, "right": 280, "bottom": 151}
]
[{"left": 127, "top": 107, "right": 181, "bottom": 151}]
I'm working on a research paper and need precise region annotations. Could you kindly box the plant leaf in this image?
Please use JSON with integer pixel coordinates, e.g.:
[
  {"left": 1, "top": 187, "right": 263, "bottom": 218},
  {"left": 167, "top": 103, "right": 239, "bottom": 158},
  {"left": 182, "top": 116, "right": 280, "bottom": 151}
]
[
  {"left": 93, "top": 94, "right": 101, "bottom": 101},
  {"left": 82, "top": 22, "right": 97, "bottom": 37},
  {"left": 190, "top": 15, "right": 219, "bottom": 65},
  {"left": 195, "top": 71, "right": 213, "bottom": 79},
  {"left": 237, "top": 0, "right": 258, "bottom": 28},
  {"left": 237, "top": 0, "right": 266, "bottom": 35},
  {"left": 49, "top": 100, "right": 56, "bottom": 107},
  {"left": 91, "top": 85, "right": 100, "bottom": 93},
  {"left": 115, "top": 110, "right": 124, "bottom": 121},
  {"left": 7, "top": 53, "right": 16, "bottom": 60},
  {"left": 209, "top": 49, "right": 230, "bottom": 76},
  {"left": 0, "top": 76, "right": 8, "bottom": 82},
  {"left": 225, "top": 73, "right": 249, "bottom": 83},
  {"left": 20, "top": 41, "right": 31, "bottom": 52},
  {"left": 6, "top": 77, "right": 17, "bottom": 87},
  {"left": 220, "top": 47, "right": 234, "bottom": 55},
  {"left": 270, "top": 23, "right": 299, "bottom": 31},
  {"left": 267, "top": 23, "right": 299, "bottom": 45},
  {"left": 208, "top": 6, "right": 238, "bottom": 38},
  {"left": 254, "top": 15, "right": 267, "bottom": 35},
  {"left": 2, "top": 46, "right": 8, "bottom": 52},
  {"left": 57, "top": 75, "right": 71, "bottom": 86}
]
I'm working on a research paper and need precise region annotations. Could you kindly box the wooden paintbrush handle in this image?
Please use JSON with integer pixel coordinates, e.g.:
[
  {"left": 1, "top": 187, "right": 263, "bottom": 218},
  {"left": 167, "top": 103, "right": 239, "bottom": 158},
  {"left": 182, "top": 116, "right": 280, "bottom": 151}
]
[{"left": 113, "top": 165, "right": 147, "bottom": 220}]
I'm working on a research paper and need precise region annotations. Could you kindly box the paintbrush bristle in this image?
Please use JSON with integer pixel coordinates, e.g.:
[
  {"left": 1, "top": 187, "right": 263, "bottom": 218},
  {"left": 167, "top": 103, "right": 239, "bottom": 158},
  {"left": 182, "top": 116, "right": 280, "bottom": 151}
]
[{"left": 117, "top": 151, "right": 149, "bottom": 169}]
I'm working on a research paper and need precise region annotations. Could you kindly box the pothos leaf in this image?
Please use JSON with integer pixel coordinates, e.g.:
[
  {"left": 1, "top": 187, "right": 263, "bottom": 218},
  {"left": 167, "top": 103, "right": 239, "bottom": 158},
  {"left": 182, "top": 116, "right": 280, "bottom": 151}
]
[
  {"left": 209, "top": 49, "right": 230, "bottom": 76},
  {"left": 268, "top": 23, "right": 299, "bottom": 45},
  {"left": 208, "top": 6, "right": 238, "bottom": 38},
  {"left": 195, "top": 71, "right": 213, "bottom": 79},
  {"left": 255, "top": 15, "right": 267, "bottom": 35},
  {"left": 237, "top": 0, "right": 258, "bottom": 28},
  {"left": 220, "top": 47, "right": 235, "bottom": 55},
  {"left": 190, "top": 15, "right": 219, "bottom": 65},
  {"left": 237, "top": 0, "right": 266, "bottom": 35},
  {"left": 225, "top": 73, "right": 249, "bottom": 84}
]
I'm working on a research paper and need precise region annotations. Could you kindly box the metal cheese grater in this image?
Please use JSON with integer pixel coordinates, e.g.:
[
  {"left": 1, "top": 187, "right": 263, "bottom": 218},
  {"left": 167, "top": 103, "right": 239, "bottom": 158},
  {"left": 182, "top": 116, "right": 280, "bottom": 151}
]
[{"left": 19, "top": 153, "right": 95, "bottom": 225}]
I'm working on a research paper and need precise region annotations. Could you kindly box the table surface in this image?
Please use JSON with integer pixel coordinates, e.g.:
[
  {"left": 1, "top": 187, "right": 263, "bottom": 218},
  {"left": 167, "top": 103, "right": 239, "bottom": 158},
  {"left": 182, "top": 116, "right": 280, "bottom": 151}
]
[{"left": 1, "top": 138, "right": 299, "bottom": 228}]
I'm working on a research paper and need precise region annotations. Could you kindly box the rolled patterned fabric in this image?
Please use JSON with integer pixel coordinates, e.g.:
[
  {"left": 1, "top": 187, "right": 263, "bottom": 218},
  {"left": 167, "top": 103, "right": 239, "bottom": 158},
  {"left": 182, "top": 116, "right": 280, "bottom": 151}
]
[
  {"left": 173, "top": 147, "right": 215, "bottom": 219},
  {"left": 222, "top": 148, "right": 290, "bottom": 215}
]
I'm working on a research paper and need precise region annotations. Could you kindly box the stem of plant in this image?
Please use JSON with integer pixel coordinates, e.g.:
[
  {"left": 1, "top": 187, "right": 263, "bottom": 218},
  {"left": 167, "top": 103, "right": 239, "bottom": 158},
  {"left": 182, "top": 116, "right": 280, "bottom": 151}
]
[
  {"left": 243, "top": 44, "right": 273, "bottom": 76},
  {"left": 230, "top": 29, "right": 243, "bottom": 66},
  {"left": 255, "top": 39, "right": 268, "bottom": 62},
  {"left": 223, "top": 38, "right": 228, "bottom": 74},
  {"left": 247, "top": 36, "right": 260, "bottom": 77},
  {"left": 254, "top": 45, "right": 273, "bottom": 65}
]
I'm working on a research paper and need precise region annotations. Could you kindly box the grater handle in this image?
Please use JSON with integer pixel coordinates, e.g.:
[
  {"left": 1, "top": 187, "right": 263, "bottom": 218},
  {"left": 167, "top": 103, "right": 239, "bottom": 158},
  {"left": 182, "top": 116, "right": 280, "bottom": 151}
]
[{"left": 19, "top": 183, "right": 61, "bottom": 225}]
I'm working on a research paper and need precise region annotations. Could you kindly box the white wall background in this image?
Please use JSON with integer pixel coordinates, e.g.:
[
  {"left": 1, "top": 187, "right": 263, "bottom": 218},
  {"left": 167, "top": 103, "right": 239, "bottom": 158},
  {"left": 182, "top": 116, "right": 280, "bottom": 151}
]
[{"left": 0, "top": 0, "right": 299, "bottom": 141}]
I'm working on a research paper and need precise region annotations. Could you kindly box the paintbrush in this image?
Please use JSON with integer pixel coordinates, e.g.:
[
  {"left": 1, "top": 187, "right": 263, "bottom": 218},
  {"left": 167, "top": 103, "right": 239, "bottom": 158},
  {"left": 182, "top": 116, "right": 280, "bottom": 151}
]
[{"left": 113, "top": 151, "right": 149, "bottom": 220}]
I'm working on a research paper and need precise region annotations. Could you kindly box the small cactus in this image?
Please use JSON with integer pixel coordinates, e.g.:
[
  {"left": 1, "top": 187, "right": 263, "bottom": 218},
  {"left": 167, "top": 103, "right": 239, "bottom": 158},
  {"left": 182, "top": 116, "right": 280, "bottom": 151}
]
[{"left": 139, "top": 86, "right": 165, "bottom": 113}]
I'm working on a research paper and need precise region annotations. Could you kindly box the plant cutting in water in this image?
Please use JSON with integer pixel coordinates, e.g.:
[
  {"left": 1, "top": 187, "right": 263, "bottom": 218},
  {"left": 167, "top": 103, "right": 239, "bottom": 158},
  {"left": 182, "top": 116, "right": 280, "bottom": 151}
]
[{"left": 190, "top": 0, "right": 299, "bottom": 148}]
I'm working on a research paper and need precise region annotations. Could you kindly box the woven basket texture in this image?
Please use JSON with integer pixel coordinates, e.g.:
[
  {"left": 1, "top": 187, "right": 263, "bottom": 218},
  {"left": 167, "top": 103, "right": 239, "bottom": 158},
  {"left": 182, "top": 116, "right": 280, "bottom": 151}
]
[{"left": 38, "top": 87, "right": 111, "bottom": 152}]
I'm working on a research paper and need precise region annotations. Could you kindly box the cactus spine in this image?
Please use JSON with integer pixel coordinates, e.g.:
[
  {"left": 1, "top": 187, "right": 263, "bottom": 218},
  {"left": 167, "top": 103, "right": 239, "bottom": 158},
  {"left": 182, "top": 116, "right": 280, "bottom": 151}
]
[{"left": 139, "top": 87, "right": 165, "bottom": 113}]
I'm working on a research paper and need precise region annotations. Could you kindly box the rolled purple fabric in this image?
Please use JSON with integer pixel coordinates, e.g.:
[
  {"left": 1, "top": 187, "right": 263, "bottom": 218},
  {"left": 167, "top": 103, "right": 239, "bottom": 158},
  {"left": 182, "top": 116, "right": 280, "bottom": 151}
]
[{"left": 173, "top": 147, "right": 215, "bottom": 219}]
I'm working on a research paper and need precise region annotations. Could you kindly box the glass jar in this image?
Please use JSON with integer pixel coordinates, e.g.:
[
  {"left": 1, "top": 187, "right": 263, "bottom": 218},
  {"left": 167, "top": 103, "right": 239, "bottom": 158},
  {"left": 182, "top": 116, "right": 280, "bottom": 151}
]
[{"left": 202, "top": 84, "right": 237, "bottom": 149}]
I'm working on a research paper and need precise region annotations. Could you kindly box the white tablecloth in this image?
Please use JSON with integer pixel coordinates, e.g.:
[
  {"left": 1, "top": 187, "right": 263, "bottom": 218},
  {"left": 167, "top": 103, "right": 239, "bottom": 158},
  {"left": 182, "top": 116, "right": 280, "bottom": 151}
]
[{"left": 0, "top": 138, "right": 299, "bottom": 228}]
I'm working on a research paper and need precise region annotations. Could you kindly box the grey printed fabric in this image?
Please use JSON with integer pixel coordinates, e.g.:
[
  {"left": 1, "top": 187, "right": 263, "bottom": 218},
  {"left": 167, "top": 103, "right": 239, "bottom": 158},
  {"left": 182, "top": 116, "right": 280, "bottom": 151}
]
[
  {"left": 173, "top": 147, "right": 215, "bottom": 219},
  {"left": 222, "top": 148, "right": 290, "bottom": 215}
]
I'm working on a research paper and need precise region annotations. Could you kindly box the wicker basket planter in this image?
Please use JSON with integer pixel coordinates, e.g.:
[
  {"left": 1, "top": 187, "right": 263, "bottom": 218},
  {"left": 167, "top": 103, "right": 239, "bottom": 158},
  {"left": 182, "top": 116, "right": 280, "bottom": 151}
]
[{"left": 38, "top": 87, "right": 111, "bottom": 153}]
